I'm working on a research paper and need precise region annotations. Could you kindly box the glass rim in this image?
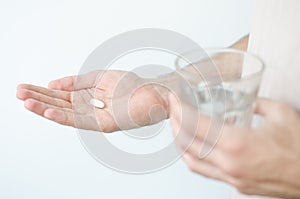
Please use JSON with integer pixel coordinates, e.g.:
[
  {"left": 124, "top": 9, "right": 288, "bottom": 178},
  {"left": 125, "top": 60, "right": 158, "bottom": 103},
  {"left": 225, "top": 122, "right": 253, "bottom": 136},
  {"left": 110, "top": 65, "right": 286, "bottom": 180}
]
[{"left": 174, "top": 48, "right": 265, "bottom": 83}]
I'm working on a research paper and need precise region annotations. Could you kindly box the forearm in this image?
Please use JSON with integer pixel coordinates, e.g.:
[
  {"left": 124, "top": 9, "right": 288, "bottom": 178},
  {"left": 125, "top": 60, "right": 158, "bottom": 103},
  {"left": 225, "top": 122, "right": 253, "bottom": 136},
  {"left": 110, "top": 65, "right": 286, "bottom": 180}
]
[
  {"left": 230, "top": 34, "right": 249, "bottom": 51},
  {"left": 152, "top": 35, "right": 250, "bottom": 116}
]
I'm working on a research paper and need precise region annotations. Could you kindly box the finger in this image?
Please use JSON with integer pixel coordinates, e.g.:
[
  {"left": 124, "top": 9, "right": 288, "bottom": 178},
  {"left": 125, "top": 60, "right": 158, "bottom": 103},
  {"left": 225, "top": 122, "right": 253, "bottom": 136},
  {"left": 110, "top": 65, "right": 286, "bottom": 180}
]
[
  {"left": 24, "top": 98, "right": 109, "bottom": 131},
  {"left": 169, "top": 90, "right": 220, "bottom": 151},
  {"left": 17, "top": 88, "right": 72, "bottom": 109},
  {"left": 254, "top": 98, "right": 279, "bottom": 116},
  {"left": 254, "top": 97, "right": 296, "bottom": 122},
  {"left": 170, "top": 114, "right": 223, "bottom": 167},
  {"left": 174, "top": 122, "right": 226, "bottom": 166},
  {"left": 48, "top": 71, "right": 103, "bottom": 91},
  {"left": 17, "top": 84, "right": 71, "bottom": 102},
  {"left": 48, "top": 76, "right": 76, "bottom": 91},
  {"left": 171, "top": 116, "right": 199, "bottom": 155},
  {"left": 24, "top": 98, "right": 74, "bottom": 125},
  {"left": 185, "top": 138, "right": 227, "bottom": 165},
  {"left": 182, "top": 153, "right": 255, "bottom": 193},
  {"left": 244, "top": 180, "right": 300, "bottom": 198},
  {"left": 182, "top": 153, "right": 233, "bottom": 183},
  {"left": 44, "top": 108, "right": 74, "bottom": 127}
]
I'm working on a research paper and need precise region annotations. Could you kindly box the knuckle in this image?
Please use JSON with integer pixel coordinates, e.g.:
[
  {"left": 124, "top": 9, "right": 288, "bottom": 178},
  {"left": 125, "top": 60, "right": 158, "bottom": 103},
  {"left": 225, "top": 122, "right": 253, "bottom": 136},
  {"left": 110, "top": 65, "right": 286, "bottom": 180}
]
[
  {"left": 231, "top": 180, "right": 249, "bottom": 194},
  {"left": 184, "top": 155, "right": 198, "bottom": 172},
  {"left": 30, "top": 100, "right": 39, "bottom": 109},
  {"left": 222, "top": 136, "right": 247, "bottom": 155},
  {"left": 237, "top": 184, "right": 249, "bottom": 194},
  {"left": 223, "top": 161, "right": 243, "bottom": 178},
  {"left": 272, "top": 102, "right": 298, "bottom": 121},
  {"left": 276, "top": 102, "right": 292, "bottom": 114},
  {"left": 188, "top": 162, "right": 198, "bottom": 173}
]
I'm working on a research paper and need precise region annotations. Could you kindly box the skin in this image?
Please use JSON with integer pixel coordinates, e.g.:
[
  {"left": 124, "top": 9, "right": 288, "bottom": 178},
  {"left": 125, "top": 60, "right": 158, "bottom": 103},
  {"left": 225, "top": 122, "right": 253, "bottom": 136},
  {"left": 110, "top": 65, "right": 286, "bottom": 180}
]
[
  {"left": 16, "top": 70, "right": 169, "bottom": 132},
  {"left": 16, "top": 35, "right": 300, "bottom": 198},
  {"left": 168, "top": 35, "right": 300, "bottom": 198},
  {"left": 16, "top": 35, "right": 249, "bottom": 132},
  {"left": 168, "top": 94, "right": 300, "bottom": 199}
]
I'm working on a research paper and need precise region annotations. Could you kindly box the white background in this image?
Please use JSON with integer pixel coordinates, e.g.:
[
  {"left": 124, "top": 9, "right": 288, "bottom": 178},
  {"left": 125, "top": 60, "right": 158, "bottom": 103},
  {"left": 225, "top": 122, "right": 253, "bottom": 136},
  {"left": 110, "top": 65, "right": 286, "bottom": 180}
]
[{"left": 0, "top": 0, "right": 253, "bottom": 198}]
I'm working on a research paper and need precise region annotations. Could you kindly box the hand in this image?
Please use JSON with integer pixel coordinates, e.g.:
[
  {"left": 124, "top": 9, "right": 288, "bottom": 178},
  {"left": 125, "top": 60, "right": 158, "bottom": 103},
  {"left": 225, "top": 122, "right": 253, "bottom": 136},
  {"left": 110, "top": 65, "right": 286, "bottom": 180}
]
[
  {"left": 16, "top": 70, "right": 169, "bottom": 132},
  {"left": 169, "top": 95, "right": 300, "bottom": 199}
]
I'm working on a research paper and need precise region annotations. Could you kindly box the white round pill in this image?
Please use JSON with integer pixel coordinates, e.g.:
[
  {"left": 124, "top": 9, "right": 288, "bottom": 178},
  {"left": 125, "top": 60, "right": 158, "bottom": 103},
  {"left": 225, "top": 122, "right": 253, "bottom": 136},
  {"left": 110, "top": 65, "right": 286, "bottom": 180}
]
[{"left": 90, "top": 98, "right": 105, "bottom": 109}]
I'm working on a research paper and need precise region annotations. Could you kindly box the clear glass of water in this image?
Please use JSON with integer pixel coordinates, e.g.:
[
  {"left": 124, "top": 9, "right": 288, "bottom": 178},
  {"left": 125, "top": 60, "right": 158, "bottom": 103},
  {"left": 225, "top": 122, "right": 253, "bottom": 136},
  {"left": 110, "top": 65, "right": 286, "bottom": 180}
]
[{"left": 175, "top": 48, "right": 264, "bottom": 126}]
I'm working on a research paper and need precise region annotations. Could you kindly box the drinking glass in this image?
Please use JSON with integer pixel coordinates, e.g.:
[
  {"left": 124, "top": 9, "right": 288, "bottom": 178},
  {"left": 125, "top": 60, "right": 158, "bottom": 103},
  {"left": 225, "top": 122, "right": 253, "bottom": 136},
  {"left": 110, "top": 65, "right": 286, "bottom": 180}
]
[{"left": 175, "top": 48, "right": 264, "bottom": 126}]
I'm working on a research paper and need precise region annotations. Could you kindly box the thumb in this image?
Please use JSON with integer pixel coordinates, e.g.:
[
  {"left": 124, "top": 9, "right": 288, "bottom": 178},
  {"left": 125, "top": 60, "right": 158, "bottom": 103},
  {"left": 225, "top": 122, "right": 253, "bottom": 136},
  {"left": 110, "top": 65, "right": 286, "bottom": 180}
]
[
  {"left": 254, "top": 97, "right": 292, "bottom": 122},
  {"left": 48, "top": 76, "right": 75, "bottom": 91},
  {"left": 48, "top": 70, "right": 102, "bottom": 91}
]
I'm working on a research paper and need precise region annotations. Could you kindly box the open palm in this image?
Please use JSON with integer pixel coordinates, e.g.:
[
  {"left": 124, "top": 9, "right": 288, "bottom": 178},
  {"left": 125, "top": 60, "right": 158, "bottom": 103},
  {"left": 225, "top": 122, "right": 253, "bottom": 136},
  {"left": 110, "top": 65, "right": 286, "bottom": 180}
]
[{"left": 17, "top": 70, "right": 169, "bottom": 132}]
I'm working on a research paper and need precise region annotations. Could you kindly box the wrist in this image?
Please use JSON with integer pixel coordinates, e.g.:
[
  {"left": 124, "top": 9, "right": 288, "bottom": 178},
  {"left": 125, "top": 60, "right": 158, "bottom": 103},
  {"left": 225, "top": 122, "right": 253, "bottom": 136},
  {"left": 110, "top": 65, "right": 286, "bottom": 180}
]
[{"left": 147, "top": 72, "right": 182, "bottom": 118}]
